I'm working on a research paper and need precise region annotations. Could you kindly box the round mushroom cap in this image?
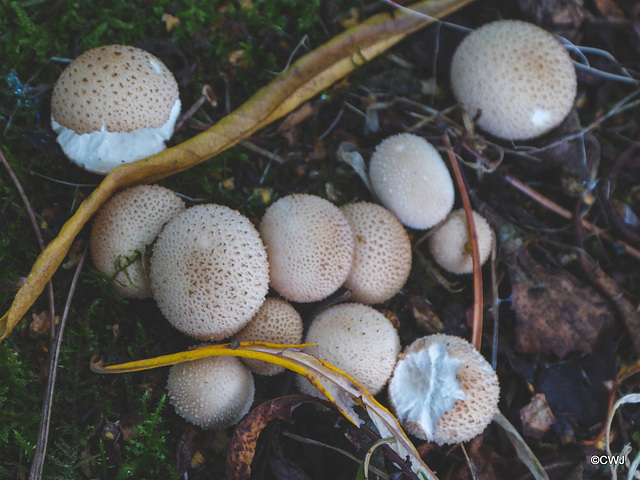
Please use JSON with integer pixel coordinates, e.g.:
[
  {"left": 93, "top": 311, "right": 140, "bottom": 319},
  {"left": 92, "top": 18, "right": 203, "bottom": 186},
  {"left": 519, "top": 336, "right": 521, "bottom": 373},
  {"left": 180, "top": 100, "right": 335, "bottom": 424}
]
[
  {"left": 451, "top": 20, "right": 577, "bottom": 140},
  {"left": 296, "top": 303, "right": 400, "bottom": 396},
  {"left": 259, "top": 194, "right": 354, "bottom": 303},
  {"left": 388, "top": 334, "right": 500, "bottom": 445},
  {"left": 167, "top": 356, "right": 255, "bottom": 430},
  {"left": 149, "top": 204, "right": 269, "bottom": 340},
  {"left": 428, "top": 209, "right": 494, "bottom": 275},
  {"left": 51, "top": 44, "right": 181, "bottom": 173},
  {"left": 232, "top": 298, "right": 304, "bottom": 376},
  {"left": 89, "top": 184, "right": 186, "bottom": 298},
  {"left": 341, "top": 202, "right": 412, "bottom": 304},
  {"left": 369, "top": 134, "right": 455, "bottom": 230}
]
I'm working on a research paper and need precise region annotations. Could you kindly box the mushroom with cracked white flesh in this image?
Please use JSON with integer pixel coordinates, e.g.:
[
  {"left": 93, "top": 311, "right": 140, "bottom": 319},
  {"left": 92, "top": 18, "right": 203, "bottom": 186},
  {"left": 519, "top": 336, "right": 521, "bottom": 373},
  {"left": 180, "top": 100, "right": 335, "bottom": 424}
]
[
  {"left": 166, "top": 356, "right": 255, "bottom": 430},
  {"left": 296, "top": 303, "right": 400, "bottom": 396},
  {"left": 51, "top": 44, "right": 181, "bottom": 174},
  {"left": 89, "top": 184, "right": 186, "bottom": 298},
  {"left": 341, "top": 202, "right": 412, "bottom": 304},
  {"left": 451, "top": 20, "right": 577, "bottom": 140},
  {"left": 259, "top": 194, "right": 354, "bottom": 303},
  {"left": 149, "top": 204, "right": 269, "bottom": 340},
  {"left": 388, "top": 334, "right": 500, "bottom": 445},
  {"left": 369, "top": 133, "right": 455, "bottom": 230}
]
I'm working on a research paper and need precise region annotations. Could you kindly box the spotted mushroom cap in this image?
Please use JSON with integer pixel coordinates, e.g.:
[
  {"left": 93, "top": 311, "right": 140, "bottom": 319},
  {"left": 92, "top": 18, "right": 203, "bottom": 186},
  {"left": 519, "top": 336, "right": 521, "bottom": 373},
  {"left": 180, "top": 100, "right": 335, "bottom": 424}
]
[
  {"left": 167, "top": 356, "right": 255, "bottom": 430},
  {"left": 388, "top": 334, "right": 500, "bottom": 445},
  {"left": 341, "top": 202, "right": 412, "bottom": 304},
  {"left": 149, "top": 204, "right": 269, "bottom": 340},
  {"left": 50, "top": 44, "right": 181, "bottom": 173},
  {"left": 89, "top": 184, "right": 185, "bottom": 298},
  {"left": 296, "top": 303, "right": 400, "bottom": 396},
  {"left": 369, "top": 134, "right": 455, "bottom": 230},
  {"left": 451, "top": 20, "right": 577, "bottom": 140},
  {"left": 232, "top": 298, "right": 304, "bottom": 376},
  {"left": 428, "top": 209, "right": 494, "bottom": 275},
  {"left": 259, "top": 194, "right": 354, "bottom": 303}
]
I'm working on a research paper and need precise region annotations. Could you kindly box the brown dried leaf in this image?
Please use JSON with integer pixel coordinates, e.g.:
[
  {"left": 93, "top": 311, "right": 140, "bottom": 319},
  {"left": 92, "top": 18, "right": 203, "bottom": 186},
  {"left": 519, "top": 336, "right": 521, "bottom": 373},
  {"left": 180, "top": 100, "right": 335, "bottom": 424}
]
[
  {"left": 226, "top": 395, "right": 328, "bottom": 480},
  {"left": 509, "top": 249, "right": 615, "bottom": 358},
  {"left": 520, "top": 393, "right": 557, "bottom": 440}
]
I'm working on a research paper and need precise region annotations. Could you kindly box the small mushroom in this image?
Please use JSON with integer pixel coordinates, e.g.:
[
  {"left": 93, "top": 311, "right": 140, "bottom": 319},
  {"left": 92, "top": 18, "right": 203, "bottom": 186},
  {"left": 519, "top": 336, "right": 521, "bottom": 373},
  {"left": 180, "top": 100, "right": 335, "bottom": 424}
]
[
  {"left": 296, "top": 303, "right": 400, "bottom": 396},
  {"left": 451, "top": 20, "right": 577, "bottom": 140},
  {"left": 259, "top": 194, "right": 354, "bottom": 303},
  {"left": 388, "top": 334, "right": 500, "bottom": 445},
  {"left": 166, "top": 356, "right": 255, "bottom": 430},
  {"left": 369, "top": 134, "right": 454, "bottom": 230},
  {"left": 428, "top": 209, "right": 494, "bottom": 275},
  {"left": 341, "top": 202, "right": 412, "bottom": 304},
  {"left": 51, "top": 44, "right": 181, "bottom": 174},
  {"left": 149, "top": 204, "right": 269, "bottom": 340},
  {"left": 89, "top": 184, "right": 185, "bottom": 298},
  {"left": 232, "top": 298, "right": 304, "bottom": 376}
]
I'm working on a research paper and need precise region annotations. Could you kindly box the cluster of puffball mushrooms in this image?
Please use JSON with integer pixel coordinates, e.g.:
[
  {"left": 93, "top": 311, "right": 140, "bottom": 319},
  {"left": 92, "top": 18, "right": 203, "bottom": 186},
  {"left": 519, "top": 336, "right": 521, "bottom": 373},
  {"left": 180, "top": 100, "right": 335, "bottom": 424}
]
[{"left": 54, "top": 18, "right": 579, "bottom": 446}]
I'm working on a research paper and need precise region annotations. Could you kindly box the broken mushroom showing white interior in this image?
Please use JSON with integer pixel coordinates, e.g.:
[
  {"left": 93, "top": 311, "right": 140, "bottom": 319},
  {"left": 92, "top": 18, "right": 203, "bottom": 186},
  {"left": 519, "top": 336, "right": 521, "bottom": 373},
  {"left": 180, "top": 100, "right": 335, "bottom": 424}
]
[
  {"left": 388, "top": 334, "right": 500, "bottom": 445},
  {"left": 149, "top": 204, "right": 269, "bottom": 340},
  {"left": 166, "top": 356, "right": 255, "bottom": 430},
  {"left": 89, "top": 184, "right": 186, "bottom": 298},
  {"left": 450, "top": 20, "right": 577, "bottom": 141},
  {"left": 51, "top": 44, "right": 181, "bottom": 174}
]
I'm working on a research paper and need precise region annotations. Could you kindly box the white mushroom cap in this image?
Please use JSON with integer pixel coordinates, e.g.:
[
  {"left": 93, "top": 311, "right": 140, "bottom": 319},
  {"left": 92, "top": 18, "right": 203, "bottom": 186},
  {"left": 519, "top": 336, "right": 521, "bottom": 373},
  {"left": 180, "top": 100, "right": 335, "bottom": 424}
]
[
  {"left": 89, "top": 184, "right": 185, "bottom": 298},
  {"left": 51, "top": 44, "right": 181, "bottom": 174},
  {"left": 428, "top": 209, "right": 494, "bottom": 275},
  {"left": 149, "top": 204, "right": 269, "bottom": 340},
  {"left": 259, "top": 194, "right": 354, "bottom": 303},
  {"left": 451, "top": 20, "right": 577, "bottom": 140},
  {"left": 369, "top": 134, "right": 455, "bottom": 230},
  {"left": 296, "top": 303, "right": 400, "bottom": 396},
  {"left": 388, "top": 334, "right": 500, "bottom": 445},
  {"left": 167, "top": 356, "right": 255, "bottom": 430},
  {"left": 232, "top": 298, "right": 304, "bottom": 376},
  {"left": 341, "top": 202, "right": 412, "bottom": 304}
]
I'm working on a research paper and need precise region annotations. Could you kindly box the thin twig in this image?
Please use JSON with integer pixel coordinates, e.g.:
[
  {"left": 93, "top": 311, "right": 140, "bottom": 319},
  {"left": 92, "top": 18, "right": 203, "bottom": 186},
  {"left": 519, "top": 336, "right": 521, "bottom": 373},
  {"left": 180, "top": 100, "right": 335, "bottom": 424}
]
[
  {"left": 29, "top": 248, "right": 87, "bottom": 480},
  {"left": 0, "top": 149, "right": 56, "bottom": 336},
  {"left": 442, "top": 132, "right": 483, "bottom": 350},
  {"left": 503, "top": 174, "right": 640, "bottom": 262}
]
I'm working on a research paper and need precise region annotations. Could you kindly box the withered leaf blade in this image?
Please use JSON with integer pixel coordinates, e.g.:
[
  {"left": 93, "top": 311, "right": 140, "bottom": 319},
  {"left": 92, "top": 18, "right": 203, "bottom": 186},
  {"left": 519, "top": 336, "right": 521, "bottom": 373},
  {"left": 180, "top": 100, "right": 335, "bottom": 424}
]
[
  {"left": 226, "top": 394, "right": 329, "bottom": 480},
  {"left": 509, "top": 249, "right": 615, "bottom": 358}
]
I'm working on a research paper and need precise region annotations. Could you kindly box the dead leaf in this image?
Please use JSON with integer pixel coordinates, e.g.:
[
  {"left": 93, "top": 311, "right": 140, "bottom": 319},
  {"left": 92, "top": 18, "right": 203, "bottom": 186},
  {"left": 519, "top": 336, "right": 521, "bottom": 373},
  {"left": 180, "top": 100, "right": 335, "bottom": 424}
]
[
  {"left": 161, "top": 13, "right": 181, "bottom": 32},
  {"left": 520, "top": 393, "right": 557, "bottom": 439},
  {"left": 226, "top": 395, "right": 328, "bottom": 480},
  {"left": 0, "top": 0, "right": 475, "bottom": 342},
  {"left": 593, "top": 0, "right": 626, "bottom": 19},
  {"left": 92, "top": 341, "right": 438, "bottom": 479},
  {"left": 276, "top": 102, "right": 320, "bottom": 147},
  {"left": 509, "top": 249, "right": 615, "bottom": 358}
]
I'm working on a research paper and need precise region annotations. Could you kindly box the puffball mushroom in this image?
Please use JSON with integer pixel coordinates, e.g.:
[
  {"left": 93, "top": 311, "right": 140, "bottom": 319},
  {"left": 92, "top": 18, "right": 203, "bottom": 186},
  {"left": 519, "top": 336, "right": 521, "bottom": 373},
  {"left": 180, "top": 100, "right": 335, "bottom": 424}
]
[
  {"left": 232, "top": 298, "right": 304, "bottom": 376},
  {"left": 89, "top": 184, "right": 185, "bottom": 298},
  {"left": 149, "top": 204, "right": 269, "bottom": 340},
  {"left": 428, "top": 209, "right": 494, "bottom": 275},
  {"left": 388, "top": 334, "right": 499, "bottom": 445},
  {"left": 51, "top": 44, "right": 181, "bottom": 174},
  {"left": 167, "top": 356, "right": 255, "bottom": 430},
  {"left": 296, "top": 303, "right": 400, "bottom": 396},
  {"left": 369, "top": 134, "right": 455, "bottom": 230},
  {"left": 341, "top": 202, "right": 412, "bottom": 304},
  {"left": 451, "top": 19, "right": 577, "bottom": 141},
  {"left": 259, "top": 194, "right": 354, "bottom": 303}
]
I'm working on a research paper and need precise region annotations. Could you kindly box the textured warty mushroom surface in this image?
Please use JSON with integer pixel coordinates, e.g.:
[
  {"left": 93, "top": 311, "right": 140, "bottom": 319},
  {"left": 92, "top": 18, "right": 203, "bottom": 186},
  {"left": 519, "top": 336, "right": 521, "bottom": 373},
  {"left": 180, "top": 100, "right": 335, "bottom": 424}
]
[
  {"left": 150, "top": 204, "right": 269, "bottom": 340},
  {"left": 341, "top": 202, "right": 412, "bottom": 304},
  {"left": 167, "top": 356, "right": 255, "bottom": 430},
  {"left": 233, "top": 298, "right": 304, "bottom": 376},
  {"left": 260, "top": 194, "right": 354, "bottom": 303},
  {"left": 90, "top": 184, "right": 186, "bottom": 298},
  {"left": 369, "top": 134, "right": 454, "bottom": 230},
  {"left": 451, "top": 20, "right": 577, "bottom": 140},
  {"left": 297, "top": 303, "right": 400, "bottom": 396},
  {"left": 388, "top": 334, "right": 500, "bottom": 444}
]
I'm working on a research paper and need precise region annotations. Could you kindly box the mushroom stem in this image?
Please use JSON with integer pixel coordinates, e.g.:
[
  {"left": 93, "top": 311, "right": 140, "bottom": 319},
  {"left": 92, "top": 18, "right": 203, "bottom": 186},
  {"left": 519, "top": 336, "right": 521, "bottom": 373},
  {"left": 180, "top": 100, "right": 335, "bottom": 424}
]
[{"left": 442, "top": 132, "right": 483, "bottom": 351}]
